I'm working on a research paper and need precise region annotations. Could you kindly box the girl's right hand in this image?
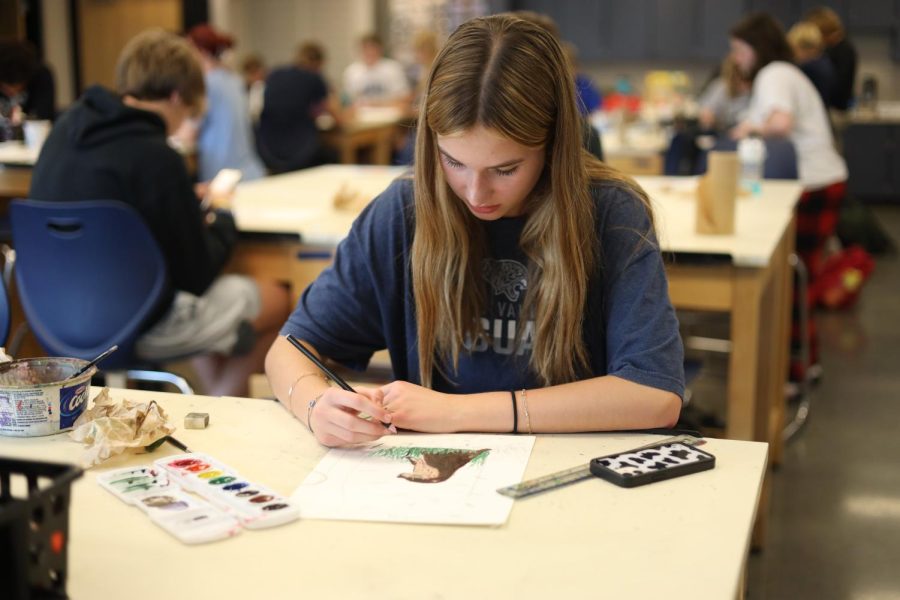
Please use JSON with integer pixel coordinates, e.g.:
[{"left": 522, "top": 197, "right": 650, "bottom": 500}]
[{"left": 309, "top": 387, "right": 396, "bottom": 447}]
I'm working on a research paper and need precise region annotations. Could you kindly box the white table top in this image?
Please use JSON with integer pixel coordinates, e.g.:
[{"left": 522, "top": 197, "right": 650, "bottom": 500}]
[
  {"left": 0, "top": 141, "right": 38, "bottom": 166},
  {"left": 601, "top": 126, "right": 670, "bottom": 158},
  {"left": 0, "top": 387, "right": 767, "bottom": 600},
  {"left": 232, "top": 164, "right": 406, "bottom": 245},
  {"left": 233, "top": 166, "right": 801, "bottom": 268},
  {"left": 638, "top": 176, "right": 802, "bottom": 267}
]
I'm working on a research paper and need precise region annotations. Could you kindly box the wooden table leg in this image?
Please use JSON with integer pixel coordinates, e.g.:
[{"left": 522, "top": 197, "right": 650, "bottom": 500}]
[
  {"left": 769, "top": 218, "right": 796, "bottom": 467},
  {"left": 727, "top": 269, "right": 764, "bottom": 442}
]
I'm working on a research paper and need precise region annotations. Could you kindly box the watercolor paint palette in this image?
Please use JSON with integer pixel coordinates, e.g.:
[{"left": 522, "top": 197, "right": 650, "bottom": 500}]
[
  {"left": 97, "top": 466, "right": 241, "bottom": 545},
  {"left": 155, "top": 453, "right": 300, "bottom": 530}
]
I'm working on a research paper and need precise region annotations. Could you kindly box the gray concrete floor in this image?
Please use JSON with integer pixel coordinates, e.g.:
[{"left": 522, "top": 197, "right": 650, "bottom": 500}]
[{"left": 688, "top": 206, "right": 900, "bottom": 599}]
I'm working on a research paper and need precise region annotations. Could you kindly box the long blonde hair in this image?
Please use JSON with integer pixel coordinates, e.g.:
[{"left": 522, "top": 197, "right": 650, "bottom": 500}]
[{"left": 412, "top": 14, "right": 652, "bottom": 388}]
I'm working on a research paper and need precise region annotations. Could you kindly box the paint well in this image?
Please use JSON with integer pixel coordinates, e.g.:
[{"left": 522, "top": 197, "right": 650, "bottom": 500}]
[{"left": 209, "top": 476, "right": 237, "bottom": 485}]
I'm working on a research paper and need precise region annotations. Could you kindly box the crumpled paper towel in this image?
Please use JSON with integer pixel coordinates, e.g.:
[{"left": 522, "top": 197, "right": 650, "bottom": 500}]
[{"left": 69, "top": 388, "right": 175, "bottom": 467}]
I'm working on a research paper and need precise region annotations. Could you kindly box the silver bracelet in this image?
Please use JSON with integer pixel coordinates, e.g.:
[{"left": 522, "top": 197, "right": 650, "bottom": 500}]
[
  {"left": 287, "top": 372, "right": 325, "bottom": 412},
  {"left": 307, "top": 392, "right": 326, "bottom": 435}
]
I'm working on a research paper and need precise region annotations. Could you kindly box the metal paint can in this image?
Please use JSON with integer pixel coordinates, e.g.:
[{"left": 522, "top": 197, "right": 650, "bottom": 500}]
[{"left": 0, "top": 358, "right": 96, "bottom": 437}]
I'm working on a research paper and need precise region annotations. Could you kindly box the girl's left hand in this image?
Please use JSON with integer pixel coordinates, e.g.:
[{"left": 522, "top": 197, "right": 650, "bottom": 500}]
[{"left": 380, "top": 381, "right": 456, "bottom": 432}]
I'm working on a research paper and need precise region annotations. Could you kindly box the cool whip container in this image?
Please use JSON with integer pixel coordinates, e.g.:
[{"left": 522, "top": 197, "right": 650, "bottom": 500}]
[{"left": 0, "top": 358, "right": 96, "bottom": 437}]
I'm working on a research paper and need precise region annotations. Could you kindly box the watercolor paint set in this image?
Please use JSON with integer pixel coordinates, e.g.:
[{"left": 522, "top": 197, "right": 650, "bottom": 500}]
[
  {"left": 155, "top": 453, "right": 300, "bottom": 529},
  {"left": 97, "top": 453, "right": 299, "bottom": 544},
  {"left": 97, "top": 466, "right": 242, "bottom": 544}
]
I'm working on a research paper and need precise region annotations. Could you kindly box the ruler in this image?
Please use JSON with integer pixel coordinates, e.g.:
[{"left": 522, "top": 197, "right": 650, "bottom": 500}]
[{"left": 497, "top": 435, "right": 702, "bottom": 499}]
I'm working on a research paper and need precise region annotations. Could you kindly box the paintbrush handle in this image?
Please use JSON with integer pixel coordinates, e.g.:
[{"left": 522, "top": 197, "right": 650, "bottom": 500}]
[
  {"left": 285, "top": 334, "right": 355, "bottom": 392},
  {"left": 72, "top": 344, "right": 119, "bottom": 378}
]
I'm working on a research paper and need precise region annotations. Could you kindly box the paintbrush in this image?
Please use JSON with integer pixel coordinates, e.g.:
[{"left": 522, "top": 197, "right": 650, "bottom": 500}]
[
  {"left": 285, "top": 334, "right": 393, "bottom": 430},
  {"left": 71, "top": 345, "right": 119, "bottom": 378}
]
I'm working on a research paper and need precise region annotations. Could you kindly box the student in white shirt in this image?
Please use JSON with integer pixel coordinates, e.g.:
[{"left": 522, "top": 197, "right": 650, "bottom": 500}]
[
  {"left": 342, "top": 34, "right": 410, "bottom": 107},
  {"left": 729, "top": 12, "right": 848, "bottom": 382}
]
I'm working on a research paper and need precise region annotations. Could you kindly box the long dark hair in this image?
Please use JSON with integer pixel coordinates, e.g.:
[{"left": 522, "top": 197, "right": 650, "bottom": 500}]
[{"left": 730, "top": 13, "right": 793, "bottom": 80}]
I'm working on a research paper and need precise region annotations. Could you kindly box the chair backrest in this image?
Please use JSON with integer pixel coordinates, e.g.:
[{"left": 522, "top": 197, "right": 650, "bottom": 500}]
[
  {"left": 760, "top": 137, "right": 799, "bottom": 179},
  {"left": 703, "top": 137, "right": 799, "bottom": 179},
  {"left": 10, "top": 200, "right": 168, "bottom": 369}
]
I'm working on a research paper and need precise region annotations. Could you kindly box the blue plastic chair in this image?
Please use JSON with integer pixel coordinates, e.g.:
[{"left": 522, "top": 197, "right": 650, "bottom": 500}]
[
  {"left": 0, "top": 272, "right": 9, "bottom": 347},
  {"left": 9, "top": 199, "right": 192, "bottom": 392}
]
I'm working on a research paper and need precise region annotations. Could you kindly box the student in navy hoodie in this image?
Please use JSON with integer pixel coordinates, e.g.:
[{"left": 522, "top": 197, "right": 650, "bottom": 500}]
[
  {"left": 266, "top": 15, "right": 684, "bottom": 447},
  {"left": 30, "top": 29, "right": 290, "bottom": 397}
]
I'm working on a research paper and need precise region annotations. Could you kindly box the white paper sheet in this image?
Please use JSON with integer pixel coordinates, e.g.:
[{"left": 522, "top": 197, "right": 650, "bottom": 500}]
[{"left": 292, "top": 434, "right": 535, "bottom": 525}]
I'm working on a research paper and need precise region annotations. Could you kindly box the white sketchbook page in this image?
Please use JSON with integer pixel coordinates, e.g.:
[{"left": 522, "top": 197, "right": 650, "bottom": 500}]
[{"left": 292, "top": 434, "right": 535, "bottom": 526}]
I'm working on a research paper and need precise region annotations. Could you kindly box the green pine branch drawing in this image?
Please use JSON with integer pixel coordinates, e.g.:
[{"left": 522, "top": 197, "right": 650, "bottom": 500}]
[{"left": 368, "top": 446, "right": 490, "bottom": 465}]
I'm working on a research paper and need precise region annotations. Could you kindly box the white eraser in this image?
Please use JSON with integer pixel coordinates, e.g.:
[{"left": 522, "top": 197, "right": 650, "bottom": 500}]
[{"left": 185, "top": 412, "right": 209, "bottom": 429}]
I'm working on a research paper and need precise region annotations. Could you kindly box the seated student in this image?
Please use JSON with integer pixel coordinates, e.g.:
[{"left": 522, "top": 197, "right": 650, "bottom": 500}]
[
  {"left": 698, "top": 56, "right": 751, "bottom": 133},
  {"left": 29, "top": 29, "right": 291, "bottom": 397},
  {"left": 342, "top": 34, "right": 410, "bottom": 107},
  {"left": 729, "top": 13, "right": 848, "bottom": 381},
  {"left": 240, "top": 54, "right": 267, "bottom": 124},
  {"left": 266, "top": 15, "right": 683, "bottom": 447},
  {"left": 255, "top": 42, "right": 337, "bottom": 174},
  {"left": 187, "top": 24, "right": 266, "bottom": 182},
  {"left": 788, "top": 21, "right": 836, "bottom": 110},
  {"left": 0, "top": 40, "right": 56, "bottom": 139}
]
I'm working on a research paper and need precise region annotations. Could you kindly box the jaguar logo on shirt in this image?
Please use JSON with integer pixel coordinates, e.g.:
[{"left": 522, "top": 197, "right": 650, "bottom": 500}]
[
  {"left": 465, "top": 259, "right": 534, "bottom": 356},
  {"left": 482, "top": 259, "right": 527, "bottom": 302}
]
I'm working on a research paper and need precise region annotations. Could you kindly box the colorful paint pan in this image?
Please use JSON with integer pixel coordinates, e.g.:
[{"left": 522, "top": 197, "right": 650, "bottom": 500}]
[
  {"left": 154, "top": 453, "right": 301, "bottom": 530},
  {"left": 209, "top": 476, "right": 237, "bottom": 485}
]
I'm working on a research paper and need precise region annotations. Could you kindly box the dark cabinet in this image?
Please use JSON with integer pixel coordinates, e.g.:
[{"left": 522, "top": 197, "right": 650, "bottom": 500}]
[
  {"left": 508, "top": 0, "right": 900, "bottom": 62},
  {"left": 512, "top": 0, "right": 742, "bottom": 61},
  {"left": 844, "top": 123, "right": 900, "bottom": 200},
  {"left": 845, "top": 0, "right": 896, "bottom": 33}
]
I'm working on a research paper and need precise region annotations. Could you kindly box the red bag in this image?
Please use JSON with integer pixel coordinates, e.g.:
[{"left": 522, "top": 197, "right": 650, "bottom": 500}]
[{"left": 809, "top": 245, "right": 875, "bottom": 310}]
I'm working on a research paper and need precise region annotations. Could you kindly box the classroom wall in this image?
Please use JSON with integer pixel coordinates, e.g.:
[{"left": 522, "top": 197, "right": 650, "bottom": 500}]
[
  {"left": 41, "top": 0, "right": 75, "bottom": 109},
  {"left": 209, "top": 0, "right": 376, "bottom": 91}
]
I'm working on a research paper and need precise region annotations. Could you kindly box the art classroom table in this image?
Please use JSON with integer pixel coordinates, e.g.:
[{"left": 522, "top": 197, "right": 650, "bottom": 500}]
[
  {"left": 0, "top": 141, "right": 36, "bottom": 202},
  {"left": 0, "top": 387, "right": 768, "bottom": 600},
  {"left": 0, "top": 166, "right": 30, "bottom": 201},
  {"left": 319, "top": 108, "right": 409, "bottom": 165}
]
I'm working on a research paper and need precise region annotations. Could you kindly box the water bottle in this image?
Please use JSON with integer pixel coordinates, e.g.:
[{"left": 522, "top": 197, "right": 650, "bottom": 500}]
[{"left": 737, "top": 136, "right": 766, "bottom": 196}]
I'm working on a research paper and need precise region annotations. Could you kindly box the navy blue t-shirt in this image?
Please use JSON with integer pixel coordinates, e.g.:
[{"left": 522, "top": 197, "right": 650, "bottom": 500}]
[{"left": 282, "top": 177, "right": 684, "bottom": 399}]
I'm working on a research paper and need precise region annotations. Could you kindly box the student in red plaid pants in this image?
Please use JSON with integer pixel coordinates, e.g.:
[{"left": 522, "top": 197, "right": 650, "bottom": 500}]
[
  {"left": 729, "top": 13, "right": 849, "bottom": 384},
  {"left": 792, "top": 181, "right": 847, "bottom": 380}
]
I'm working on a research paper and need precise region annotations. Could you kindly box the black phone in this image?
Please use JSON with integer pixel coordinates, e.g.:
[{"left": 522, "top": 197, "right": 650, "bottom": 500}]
[{"left": 589, "top": 441, "right": 715, "bottom": 488}]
